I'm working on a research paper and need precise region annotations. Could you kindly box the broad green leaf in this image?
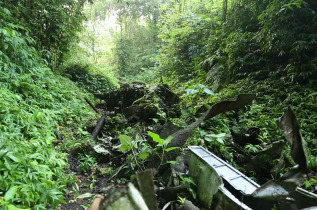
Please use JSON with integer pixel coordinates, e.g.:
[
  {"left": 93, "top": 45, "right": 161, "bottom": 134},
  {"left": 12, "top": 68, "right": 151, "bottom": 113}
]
[
  {"left": 119, "top": 135, "right": 132, "bottom": 151},
  {"left": 3, "top": 43, "right": 8, "bottom": 50},
  {"left": 4, "top": 157, "right": 12, "bottom": 170},
  {"left": 45, "top": 135, "right": 55, "bottom": 144},
  {"left": 3, "top": 8, "right": 11, "bottom": 16},
  {"left": 216, "top": 138, "right": 224, "bottom": 144},
  {"left": 181, "top": 177, "right": 196, "bottom": 186},
  {"left": 119, "top": 135, "right": 131, "bottom": 145},
  {"left": 163, "top": 135, "right": 174, "bottom": 146},
  {"left": 5, "top": 186, "right": 17, "bottom": 201},
  {"left": 147, "top": 131, "right": 164, "bottom": 145},
  {"left": 138, "top": 151, "right": 150, "bottom": 160},
  {"left": 6, "top": 152, "right": 21, "bottom": 163},
  {"left": 120, "top": 144, "right": 131, "bottom": 151},
  {"left": 200, "top": 130, "right": 207, "bottom": 137},
  {"left": 308, "top": 92, "right": 317, "bottom": 97},
  {"left": 203, "top": 88, "right": 214, "bottom": 95},
  {"left": 205, "top": 133, "right": 226, "bottom": 144}
]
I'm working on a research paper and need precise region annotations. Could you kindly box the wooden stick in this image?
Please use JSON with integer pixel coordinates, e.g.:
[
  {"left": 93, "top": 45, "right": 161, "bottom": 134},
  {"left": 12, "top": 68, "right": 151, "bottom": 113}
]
[
  {"left": 85, "top": 97, "right": 101, "bottom": 114},
  {"left": 92, "top": 114, "right": 106, "bottom": 139}
]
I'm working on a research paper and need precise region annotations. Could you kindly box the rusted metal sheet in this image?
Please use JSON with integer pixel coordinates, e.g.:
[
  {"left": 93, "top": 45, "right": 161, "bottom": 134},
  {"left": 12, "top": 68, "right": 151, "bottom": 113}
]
[
  {"left": 188, "top": 146, "right": 317, "bottom": 210},
  {"left": 189, "top": 146, "right": 274, "bottom": 209}
]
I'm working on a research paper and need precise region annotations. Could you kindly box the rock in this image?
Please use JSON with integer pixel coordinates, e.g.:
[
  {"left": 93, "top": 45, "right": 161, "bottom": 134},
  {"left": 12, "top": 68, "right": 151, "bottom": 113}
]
[
  {"left": 95, "top": 82, "right": 181, "bottom": 122},
  {"left": 155, "top": 83, "right": 180, "bottom": 107},
  {"left": 93, "top": 145, "right": 111, "bottom": 156},
  {"left": 96, "top": 82, "right": 149, "bottom": 111},
  {"left": 152, "top": 123, "right": 181, "bottom": 139},
  {"left": 171, "top": 152, "right": 190, "bottom": 175},
  {"left": 182, "top": 200, "right": 200, "bottom": 210},
  {"left": 122, "top": 105, "right": 141, "bottom": 121}
]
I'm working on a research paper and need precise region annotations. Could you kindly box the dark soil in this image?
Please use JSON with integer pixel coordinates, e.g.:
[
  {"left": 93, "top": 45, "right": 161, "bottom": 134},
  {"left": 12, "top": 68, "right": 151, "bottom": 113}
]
[{"left": 59, "top": 154, "right": 127, "bottom": 209}]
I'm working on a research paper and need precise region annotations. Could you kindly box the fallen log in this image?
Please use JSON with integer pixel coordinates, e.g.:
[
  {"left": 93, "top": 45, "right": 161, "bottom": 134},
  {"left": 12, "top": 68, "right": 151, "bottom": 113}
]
[{"left": 92, "top": 114, "right": 106, "bottom": 139}]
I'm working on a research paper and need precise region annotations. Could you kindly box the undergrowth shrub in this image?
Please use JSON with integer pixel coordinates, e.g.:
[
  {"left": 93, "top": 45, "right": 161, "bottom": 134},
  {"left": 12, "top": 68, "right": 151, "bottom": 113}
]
[
  {"left": 62, "top": 62, "right": 119, "bottom": 95},
  {"left": 0, "top": 7, "right": 95, "bottom": 209},
  {"left": 176, "top": 78, "right": 317, "bottom": 173}
]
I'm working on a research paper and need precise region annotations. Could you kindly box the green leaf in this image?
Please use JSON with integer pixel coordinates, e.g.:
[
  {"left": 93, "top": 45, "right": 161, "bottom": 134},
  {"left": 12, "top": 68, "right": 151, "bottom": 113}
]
[
  {"left": 305, "top": 181, "right": 312, "bottom": 188},
  {"left": 180, "top": 176, "right": 196, "bottom": 186},
  {"left": 7, "top": 205, "right": 30, "bottom": 210},
  {"left": 3, "top": 8, "right": 11, "bottom": 16},
  {"left": 206, "top": 133, "right": 226, "bottom": 138},
  {"left": 147, "top": 131, "right": 164, "bottom": 145},
  {"left": 120, "top": 144, "right": 131, "bottom": 151},
  {"left": 197, "top": 84, "right": 206, "bottom": 89},
  {"left": 5, "top": 186, "right": 17, "bottom": 201},
  {"left": 181, "top": 109, "right": 189, "bottom": 116},
  {"left": 6, "top": 152, "right": 21, "bottom": 163},
  {"left": 216, "top": 138, "right": 224, "bottom": 144},
  {"left": 45, "top": 135, "right": 55, "bottom": 144},
  {"left": 138, "top": 151, "right": 150, "bottom": 160},
  {"left": 308, "top": 92, "right": 317, "bottom": 97},
  {"left": 119, "top": 135, "right": 132, "bottom": 151},
  {"left": 3, "top": 43, "right": 8, "bottom": 50},
  {"left": 163, "top": 135, "right": 174, "bottom": 146},
  {"left": 203, "top": 88, "right": 214, "bottom": 95},
  {"left": 4, "top": 157, "right": 12, "bottom": 170},
  {"left": 205, "top": 133, "right": 226, "bottom": 144},
  {"left": 165, "top": 147, "right": 179, "bottom": 152}
]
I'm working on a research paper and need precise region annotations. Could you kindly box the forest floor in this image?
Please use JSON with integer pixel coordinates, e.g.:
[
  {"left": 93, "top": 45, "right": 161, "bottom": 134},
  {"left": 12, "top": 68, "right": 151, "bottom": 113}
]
[
  {"left": 60, "top": 154, "right": 109, "bottom": 209},
  {"left": 57, "top": 82, "right": 317, "bottom": 210}
]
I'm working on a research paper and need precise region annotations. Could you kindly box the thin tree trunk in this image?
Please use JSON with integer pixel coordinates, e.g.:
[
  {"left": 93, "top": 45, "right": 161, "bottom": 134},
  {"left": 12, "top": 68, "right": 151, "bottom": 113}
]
[{"left": 223, "top": 0, "right": 228, "bottom": 23}]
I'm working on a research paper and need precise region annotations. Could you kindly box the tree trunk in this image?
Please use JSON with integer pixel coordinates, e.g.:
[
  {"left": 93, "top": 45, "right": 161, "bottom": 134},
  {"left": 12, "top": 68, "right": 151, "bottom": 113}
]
[{"left": 222, "top": 0, "right": 228, "bottom": 23}]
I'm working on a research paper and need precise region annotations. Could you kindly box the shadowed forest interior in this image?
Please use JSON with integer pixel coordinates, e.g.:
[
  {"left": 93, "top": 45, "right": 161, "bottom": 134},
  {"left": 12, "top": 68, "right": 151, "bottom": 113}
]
[{"left": 1, "top": 0, "right": 317, "bottom": 209}]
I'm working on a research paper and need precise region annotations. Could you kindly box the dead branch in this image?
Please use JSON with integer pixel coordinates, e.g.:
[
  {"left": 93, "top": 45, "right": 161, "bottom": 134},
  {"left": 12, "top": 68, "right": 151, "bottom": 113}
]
[
  {"left": 92, "top": 114, "right": 106, "bottom": 139},
  {"left": 85, "top": 97, "right": 102, "bottom": 114}
]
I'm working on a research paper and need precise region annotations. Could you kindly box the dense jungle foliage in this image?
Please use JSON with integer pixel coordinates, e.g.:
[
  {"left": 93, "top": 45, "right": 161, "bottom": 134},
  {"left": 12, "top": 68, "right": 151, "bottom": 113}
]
[
  {"left": 0, "top": 1, "right": 96, "bottom": 209},
  {"left": 1, "top": 0, "right": 317, "bottom": 209}
]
